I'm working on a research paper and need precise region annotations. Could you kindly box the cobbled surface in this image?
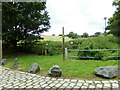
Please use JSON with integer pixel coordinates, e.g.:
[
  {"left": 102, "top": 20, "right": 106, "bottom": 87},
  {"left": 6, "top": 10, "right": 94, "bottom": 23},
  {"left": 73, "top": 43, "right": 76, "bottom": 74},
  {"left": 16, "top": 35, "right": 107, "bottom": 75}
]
[{"left": 0, "top": 66, "right": 119, "bottom": 89}]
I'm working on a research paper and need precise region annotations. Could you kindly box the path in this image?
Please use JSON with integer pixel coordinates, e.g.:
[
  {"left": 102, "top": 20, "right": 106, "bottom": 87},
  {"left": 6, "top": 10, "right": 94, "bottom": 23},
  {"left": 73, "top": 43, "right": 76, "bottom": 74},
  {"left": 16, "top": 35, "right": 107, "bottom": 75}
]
[{"left": 0, "top": 66, "right": 119, "bottom": 89}]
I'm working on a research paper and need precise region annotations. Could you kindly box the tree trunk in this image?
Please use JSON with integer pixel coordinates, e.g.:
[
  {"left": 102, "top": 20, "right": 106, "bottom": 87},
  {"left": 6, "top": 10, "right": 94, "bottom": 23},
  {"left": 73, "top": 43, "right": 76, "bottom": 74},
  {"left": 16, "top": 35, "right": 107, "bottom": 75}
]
[{"left": 11, "top": 41, "right": 17, "bottom": 49}]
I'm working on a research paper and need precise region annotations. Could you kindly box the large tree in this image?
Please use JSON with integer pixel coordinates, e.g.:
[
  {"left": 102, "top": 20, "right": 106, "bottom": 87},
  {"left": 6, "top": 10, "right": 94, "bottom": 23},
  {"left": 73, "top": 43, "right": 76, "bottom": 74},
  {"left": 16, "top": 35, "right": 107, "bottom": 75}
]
[
  {"left": 106, "top": 0, "right": 120, "bottom": 37},
  {"left": 67, "top": 32, "right": 80, "bottom": 39},
  {"left": 81, "top": 32, "right": 89, "bottom": 38},
  {"left": 94, "top": 32, "right": 101, "bottom": 37},
  {"left": 2, "top": 2, "right": 50, "bottom": 48}
]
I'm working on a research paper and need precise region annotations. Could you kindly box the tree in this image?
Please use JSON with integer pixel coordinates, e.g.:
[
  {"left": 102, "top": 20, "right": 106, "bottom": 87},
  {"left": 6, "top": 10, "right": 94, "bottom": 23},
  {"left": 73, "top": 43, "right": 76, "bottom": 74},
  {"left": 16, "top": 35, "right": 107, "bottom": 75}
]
[
  {"left": 94, "top": 32, "right": 101, "bottom": 37},
  {"left": 67, "top": 32, "right": 80, "bottom": 39},
  {"left": 52, "top": 34, "right": 55, "bottom": 36},
  {"left": 2, "top": 2, "right": 50, "bottom": 48},
  {"left": 58, "top": 34, "right": 62, "bottom": 36},
  {"left": 106, "top": 0, "right": 120, "bottom": 37},
  {"left": 82, "top": 32, "right": 89, "bottom": 38}
]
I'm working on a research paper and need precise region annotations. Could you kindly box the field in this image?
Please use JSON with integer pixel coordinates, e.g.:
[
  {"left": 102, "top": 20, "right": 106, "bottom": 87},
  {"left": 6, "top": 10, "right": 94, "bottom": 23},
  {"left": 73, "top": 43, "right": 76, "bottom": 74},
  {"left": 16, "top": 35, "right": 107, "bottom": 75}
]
[
  {"left": 40, "top": 35, "right": 73, "bottom": 42},
  {"left": 2, "top": 35, "right": 119, "bottom": 80}
]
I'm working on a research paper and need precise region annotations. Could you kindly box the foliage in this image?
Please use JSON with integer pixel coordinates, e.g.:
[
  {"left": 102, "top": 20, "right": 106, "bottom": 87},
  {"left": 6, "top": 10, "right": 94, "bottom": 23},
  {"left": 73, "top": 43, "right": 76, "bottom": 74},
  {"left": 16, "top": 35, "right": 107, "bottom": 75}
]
[
  {"left": 67, "top": 32, "right": 80, "bottom": 39},
  {"left": 94, "top": 32, "right": 102, "bottom": 37},
  {"left": 52, "top": 34, "right": 55, "bottom": 36},
  {"left": 106, "top": 1, "right": 120, "bottom": 37},
  {"left": 81, "top": 32, "right": 89, "bottom": 38},
  {"left": 2, "top": 2, "right": 50, "bottom": 48},
  {"left": 32, "top": 41, "right": 63, "bottom": 56},
  {"left": 5, "top": 35, "right": 118, "bottom": 58},
  {"left": 72, "top": 36, "right": 119, "bottom": 61},
  {"left": 58, "top": 34, "right": 62, "bottom": 36}
]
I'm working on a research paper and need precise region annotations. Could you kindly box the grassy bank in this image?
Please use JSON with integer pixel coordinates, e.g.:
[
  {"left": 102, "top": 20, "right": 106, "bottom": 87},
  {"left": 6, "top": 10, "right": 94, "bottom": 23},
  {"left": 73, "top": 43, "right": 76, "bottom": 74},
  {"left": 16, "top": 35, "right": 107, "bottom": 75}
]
[{"left": 3, "top": 52, "right": 118, "bottom": 80}]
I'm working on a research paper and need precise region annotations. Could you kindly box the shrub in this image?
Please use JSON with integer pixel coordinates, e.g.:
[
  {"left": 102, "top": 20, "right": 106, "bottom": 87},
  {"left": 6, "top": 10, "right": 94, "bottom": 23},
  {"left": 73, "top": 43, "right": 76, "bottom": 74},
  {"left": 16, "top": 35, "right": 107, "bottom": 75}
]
[
  {"left": 47, "top": 44, "right": 63, "bottom": 56},
  {"left": 32, "top": 41, "right": 63, "bottom": 56},
  {"left": 32, "top": 45, "right": 45, "bottom": 55},
  {"left": 77, "top": 36, "right": 118, "bottom": 60},
  {"left": 94, "top": 51, "right": 109, "bottom": 61}
]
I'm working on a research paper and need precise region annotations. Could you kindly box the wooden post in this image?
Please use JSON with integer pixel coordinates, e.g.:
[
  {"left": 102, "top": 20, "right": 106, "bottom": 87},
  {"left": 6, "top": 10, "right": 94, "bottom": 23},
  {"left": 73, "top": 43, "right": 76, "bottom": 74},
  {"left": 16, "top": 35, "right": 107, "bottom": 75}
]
[
  {"left": 45, "top": 43, "right": 47, "bottom": 56},
  {"left": 62, "top": 27, "right": 65, "bottom": 60},
  {"left": 0, "top": 2, "right": 2, "bottom": 62},
  {"left": 65, "top": 48, "right": 68, "bottom": 60},
  {"left": 42, "top": 43, "right": 43, "bottom": 55}
]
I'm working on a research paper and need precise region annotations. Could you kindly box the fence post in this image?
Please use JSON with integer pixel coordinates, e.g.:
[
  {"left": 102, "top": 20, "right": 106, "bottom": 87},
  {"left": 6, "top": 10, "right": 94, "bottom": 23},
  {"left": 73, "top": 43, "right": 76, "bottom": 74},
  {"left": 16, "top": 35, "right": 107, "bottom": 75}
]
[
  {"left": 65, "top": 48, "right": 68, "bottom": 60},
  {"left": 62, "top": 27, "right": 65, "bottom": 60},
  {"left": 45, "top": 43, "right": 47, "bottom": 56},
  {"left": 0, "top": 2, "right": 2, "bottom": 63},
  {"left": 42, "top": 43, "right": 43, "bottom": 55}
]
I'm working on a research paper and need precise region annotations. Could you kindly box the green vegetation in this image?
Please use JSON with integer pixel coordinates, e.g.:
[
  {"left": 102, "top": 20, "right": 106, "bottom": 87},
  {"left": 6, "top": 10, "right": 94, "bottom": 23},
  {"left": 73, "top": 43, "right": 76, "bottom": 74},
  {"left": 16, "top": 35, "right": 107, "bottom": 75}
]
[
  {"left": 2, "top": 2, "right": 50, "bottom": 48},
  {"left": 32, "top": 41, "right": 63, "bottom": 56},
  {"left": 76, "top": 36, "right": 119, "bottom": 61},
  {"left": 2, "top": 0, "right": 119, "bottom": 81},
  {"left": 67, "top": 32, "right": 80, "bottom": 39},
  {"left": 106, "top": 0, "right": 120, "bottom": 37},
  {"left": 94, "top": 32, "right": 102, "bottom": 37},
  {"left": 3, "top": 53, "right": 118, "bottom": 80},
  {"left": 81, "top": 32, "right": 89, "bottom": 38},
  {"left": 2, "top": 35, "right": 119, "bottom": 80},
  {"left": 40, "top": 35, "right": 73, "bottom": 42},
  {"left": 3, "top": 36, "right": 119, "bottom": 60}
]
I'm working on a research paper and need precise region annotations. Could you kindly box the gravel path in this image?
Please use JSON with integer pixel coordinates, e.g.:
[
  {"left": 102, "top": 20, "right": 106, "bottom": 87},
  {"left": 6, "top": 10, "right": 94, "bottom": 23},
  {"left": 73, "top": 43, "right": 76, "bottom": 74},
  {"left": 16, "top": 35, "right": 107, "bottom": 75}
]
[{"left": 0, "top": 66, "right": 119, "bottom": 89}]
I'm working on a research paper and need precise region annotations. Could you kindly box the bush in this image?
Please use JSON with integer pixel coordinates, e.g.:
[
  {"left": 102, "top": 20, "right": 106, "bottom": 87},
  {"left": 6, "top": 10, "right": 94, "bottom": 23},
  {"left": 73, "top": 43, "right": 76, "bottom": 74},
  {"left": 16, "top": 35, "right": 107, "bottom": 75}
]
[
  {"left": 47, "top": 44, "right": 63, "bottom": 56},
  {"left": 32, "top": 41, "right": 63, "bottom": 56},
  {"left": 32, "top": 45, "right": 45, "bottom": 55},
  {"left": 76, "top": 36, "right": 119, "bottom": 61},
  {"left": 94, "top": 51, "right": 109, "bottom": 61}
]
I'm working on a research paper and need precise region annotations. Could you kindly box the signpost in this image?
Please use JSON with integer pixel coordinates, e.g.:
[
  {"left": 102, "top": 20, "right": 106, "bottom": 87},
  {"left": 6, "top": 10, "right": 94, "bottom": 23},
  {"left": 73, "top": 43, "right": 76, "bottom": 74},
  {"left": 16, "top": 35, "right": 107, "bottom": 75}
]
[{"left": 62, "top": 27, "right": 65, "bottom": 60}]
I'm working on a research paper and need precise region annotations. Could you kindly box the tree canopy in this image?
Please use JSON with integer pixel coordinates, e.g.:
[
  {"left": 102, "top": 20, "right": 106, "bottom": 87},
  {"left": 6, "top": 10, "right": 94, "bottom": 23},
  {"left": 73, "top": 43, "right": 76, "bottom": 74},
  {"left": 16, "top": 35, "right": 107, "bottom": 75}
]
[
  {"left": 81, "top": 32, "right": 89, "bottom": 38},
  {"left": 94, "top": 32, "right": 101, "bottom": 37},
  {"left": 106, "top": 0, "right": 120, "bottom": 37},
  {"left": 2, "top": 2, "right": 50, "bottom": 48},
  {"left": 67, "top": 32, "right": 80, "bottom": 39}
]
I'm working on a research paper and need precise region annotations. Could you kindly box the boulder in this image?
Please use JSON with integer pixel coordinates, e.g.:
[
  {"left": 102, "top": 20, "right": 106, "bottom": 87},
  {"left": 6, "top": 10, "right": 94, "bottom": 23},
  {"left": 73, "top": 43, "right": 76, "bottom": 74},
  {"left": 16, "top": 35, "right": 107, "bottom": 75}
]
[
  {"left": 28, "top": 63, "right": 40, "bottom": 73},
  {"left": 94, "top": 66, "right": 118, "bottom": 78},
  {"left": 13, "top": 58, "right": 18, "bottom": 68},
  {"left": 48, "top": 65, "right": 62, "bottom": 77},
  {"left": 1, "top": 59, "right": 7, "bottom": 65}
]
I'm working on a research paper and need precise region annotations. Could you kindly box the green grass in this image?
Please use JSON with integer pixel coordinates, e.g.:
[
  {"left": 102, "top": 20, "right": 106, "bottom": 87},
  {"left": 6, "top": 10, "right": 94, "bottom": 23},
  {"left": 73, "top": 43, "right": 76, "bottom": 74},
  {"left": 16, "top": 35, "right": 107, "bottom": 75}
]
[
  {"left": 3, "top": 52, "right": 118, "bottom": 80},
  {"left": 2, "top": 35, "right": 119, "bottom": 80}
]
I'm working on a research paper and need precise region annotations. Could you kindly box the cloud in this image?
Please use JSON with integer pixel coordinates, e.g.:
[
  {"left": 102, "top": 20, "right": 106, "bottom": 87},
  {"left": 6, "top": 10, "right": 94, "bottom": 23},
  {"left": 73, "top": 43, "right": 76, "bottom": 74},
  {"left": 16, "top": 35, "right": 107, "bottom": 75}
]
[{"left": 44, "top": 0, "right": 116, "bottom": 36}]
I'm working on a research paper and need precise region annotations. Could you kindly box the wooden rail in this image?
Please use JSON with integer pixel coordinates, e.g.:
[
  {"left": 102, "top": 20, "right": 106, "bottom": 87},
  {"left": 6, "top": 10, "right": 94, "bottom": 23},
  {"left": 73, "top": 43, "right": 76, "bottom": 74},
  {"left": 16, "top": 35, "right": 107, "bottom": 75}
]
[
  {"left": 65, "top": 48, "right": 120, "bottom": 60},
  {"left": 67, "top": 49, "right": 120, "bottom": 51}
]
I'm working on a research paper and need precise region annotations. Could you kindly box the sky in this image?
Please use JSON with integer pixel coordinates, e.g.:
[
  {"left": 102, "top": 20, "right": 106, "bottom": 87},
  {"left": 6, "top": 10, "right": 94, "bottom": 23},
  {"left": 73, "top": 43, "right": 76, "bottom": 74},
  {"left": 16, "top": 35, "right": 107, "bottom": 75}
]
[{"left": 43, "top": 0, "right": 116, "bottom": 36}]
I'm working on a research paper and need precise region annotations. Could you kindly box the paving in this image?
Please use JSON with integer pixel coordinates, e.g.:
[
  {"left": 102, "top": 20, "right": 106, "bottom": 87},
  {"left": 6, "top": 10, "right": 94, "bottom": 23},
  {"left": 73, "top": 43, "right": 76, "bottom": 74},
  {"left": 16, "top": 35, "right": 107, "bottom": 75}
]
[{"left": 0, "top": 66, "right": 119, "bottom": 89}]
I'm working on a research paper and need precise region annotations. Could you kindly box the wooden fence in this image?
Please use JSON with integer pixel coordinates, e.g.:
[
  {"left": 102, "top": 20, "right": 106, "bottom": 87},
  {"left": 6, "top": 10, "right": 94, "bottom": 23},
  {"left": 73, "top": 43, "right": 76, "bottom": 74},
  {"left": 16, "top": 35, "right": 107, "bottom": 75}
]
[{"left": 65, "top": 48, "right": 120, "bottom": 60}]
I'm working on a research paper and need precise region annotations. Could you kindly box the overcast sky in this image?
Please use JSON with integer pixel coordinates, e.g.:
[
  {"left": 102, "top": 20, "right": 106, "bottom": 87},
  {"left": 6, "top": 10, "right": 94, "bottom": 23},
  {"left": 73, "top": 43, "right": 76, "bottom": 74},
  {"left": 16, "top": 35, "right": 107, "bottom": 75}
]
[{"left": 43, "top": 0, "right": 116, "bottom": 36}]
